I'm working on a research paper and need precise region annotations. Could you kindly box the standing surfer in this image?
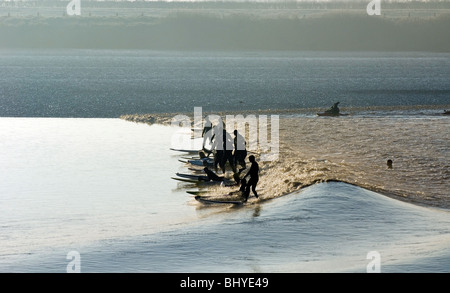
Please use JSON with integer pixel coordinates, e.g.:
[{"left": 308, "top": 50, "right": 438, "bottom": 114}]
[
  {"left": 202, "top": 116, "right": 213, "bottom": 153},
  {"left": 243, "top": 155, "right": 259, "bottom": 201},
  {"left": 233, "top": 129, "right": 247, "bottom": 173}
]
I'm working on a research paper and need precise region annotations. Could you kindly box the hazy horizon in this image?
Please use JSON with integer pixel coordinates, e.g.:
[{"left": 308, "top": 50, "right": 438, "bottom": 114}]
[{"left": 1, "top": 0, "right": 450, "bottom": 51}]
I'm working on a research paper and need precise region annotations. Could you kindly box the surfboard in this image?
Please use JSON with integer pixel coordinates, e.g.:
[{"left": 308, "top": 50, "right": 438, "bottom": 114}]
[
  {"left": 188, "top": 167, "right": 205, "bottom": 172},
  {"left": 172, "top": 177, "right": 236, "bottom": 187},
  {"left": 182, "top": 156, "right": 201, "bottom": 160},
  {"left": 176, "top": 173, "right": 209, "bottom": 181},
  {"left": 186, "top": 190, "right": 209, "bottom": 196},
  {"left": 188, "top": 159, "right": 214, "bottom": 167},
  {"left": 317, "top": 112, "right": 349, "bottom": 117},
  {"left": 170, "top": 148, "right": 200, "bottom": 153},
  {"left": 195, "top": 195, "right": 243, "bottom": 205},
  {"left": 178, "top": 158, "right": 214, "bottom": 167},
  {"left": 171, "top": 177, "right": 199, "bottom": 183}
]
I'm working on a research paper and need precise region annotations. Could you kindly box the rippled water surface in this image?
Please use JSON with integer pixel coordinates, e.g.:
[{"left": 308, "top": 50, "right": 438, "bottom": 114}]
[
  {"left": 0, "top": 50, "right": 448, "bottom": 272},
  {"left": 260, "top": 114, "right": 450, "bottom": 208}
]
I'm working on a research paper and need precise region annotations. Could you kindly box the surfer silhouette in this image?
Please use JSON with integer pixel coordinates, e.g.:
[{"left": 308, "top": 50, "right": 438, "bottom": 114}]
[
  {"left": 211, "top": 124, "right": 224, "bottom": 172},
  {"left": 228, "top": 178, "right": 247, "bottom": 196},
  {"left": 219, "top": 129, "right": 236, "bottom": 174},
  {"left": 325, "top": 102, "right": 340, "bottom": 115},
  {"left": 203, "top": 167, "right": 224, "bottom": 182},
  {"left": 233, "top": 129, "right": 247, "bottom": 172},
  {"left": 243, "top": 155, "right": 259, "bottom": 201},
  {"left": 202, "top": 116, "right": 213, "bottom": 153}
]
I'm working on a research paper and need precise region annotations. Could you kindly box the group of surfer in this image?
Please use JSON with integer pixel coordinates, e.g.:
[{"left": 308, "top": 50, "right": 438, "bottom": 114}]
[
  {"left": 200, "top": 118, "right": 259, "bottom": 202},
  {"left": 201, "top": 117, "right": 246, "bottom": 174}
]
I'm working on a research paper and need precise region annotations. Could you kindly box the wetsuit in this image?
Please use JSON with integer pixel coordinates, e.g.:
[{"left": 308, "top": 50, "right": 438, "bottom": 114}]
[
  {"left": 244, "top": 161, "right": 259, "bottom": 200},
  {"left": 234, "top": 132, "right": 247, "bottom": 170},
  {"left": 220, "top": 130, "right": 235, "bottom": 173},
  {"left": 204, "top": 168, "right": 224, "bottom": 182}
]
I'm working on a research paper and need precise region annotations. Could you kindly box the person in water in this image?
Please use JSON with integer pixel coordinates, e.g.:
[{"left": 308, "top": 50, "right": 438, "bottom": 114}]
[
  {"left": 325, "top": 102, "right": 340, "bottom": 115},
  {"left": 243, "top": 155, "right": 259, "bottom": 201},
  {"left": 387, "top": 159, "right": 393, "bottom": 169}
]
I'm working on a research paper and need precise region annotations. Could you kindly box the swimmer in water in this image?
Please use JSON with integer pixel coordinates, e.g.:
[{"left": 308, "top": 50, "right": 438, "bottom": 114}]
[{"left": 387, "top": 159, "right": 393, "bottom": 169}]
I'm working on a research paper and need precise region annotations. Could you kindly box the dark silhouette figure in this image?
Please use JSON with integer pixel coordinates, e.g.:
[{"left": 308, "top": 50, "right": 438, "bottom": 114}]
[
  {"left": 219, "top": 129, "right": 236, "bottom": 174},
  {"left": 243, "top": 155, "right": 259, "bottom": 201},
  {"left": 202, "top": 116, "right": 213, "bottom": 152},
  {"left": 239, "top": 178, "right": 247, "bottom": 194},
  {"left": 211, "top": 124, "right": 224, "bottom": 172},
  {"left": 228, "top": 178, "right": 247, "bottom": 196},
  {"left": 325, "top": 102, "right": 340, "bottom": 115},
  {"left": 233, "top": 129, "right": 247, "bottom": 172},
  {"left": 203, "top": 167, "right": 224, "bottom": 182},
  {"left": 387, "top": 159, "right": 393, "bottom": 169}
]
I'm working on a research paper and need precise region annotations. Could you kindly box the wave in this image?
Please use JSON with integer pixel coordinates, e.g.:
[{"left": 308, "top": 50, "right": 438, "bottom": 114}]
[
  {"left": 3, "top": 182, "right": 448, "bottom": 272},
  {"left": 110, "top": 181, "right": 450, "bottom": 273},
  {"left": 118, "top": 181, "right": 450, "bottom": 273},
  {"left": 125, "top": 108, "right": 450, "bottom": 209},
  {"left": 269, "top": 114, "right": 449, "bottom": 209}
]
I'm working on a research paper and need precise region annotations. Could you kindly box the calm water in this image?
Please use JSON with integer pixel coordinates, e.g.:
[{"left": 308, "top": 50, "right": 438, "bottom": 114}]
[
  {"left": 1, "top": 50, "right": 449, "bottom": 117},
  {"left": 0, "top": 50, "right": 449, "bottom": 272},
  {"left": 0, "top": 119, "right": 197, "bottom": 262}
]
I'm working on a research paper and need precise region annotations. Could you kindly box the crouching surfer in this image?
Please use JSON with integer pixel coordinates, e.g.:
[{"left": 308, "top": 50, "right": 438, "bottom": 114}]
[
  {"left": 203, "top": 167, "right": 224, "bottom": 182},
  {"left": 228, "top": 178, "right": 247, "bottom": 197}
]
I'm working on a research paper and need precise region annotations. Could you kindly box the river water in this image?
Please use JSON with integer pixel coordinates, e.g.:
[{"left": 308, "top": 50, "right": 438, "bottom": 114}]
[{"left": 0, "top": 50, "right": 448, "bottom": 272}]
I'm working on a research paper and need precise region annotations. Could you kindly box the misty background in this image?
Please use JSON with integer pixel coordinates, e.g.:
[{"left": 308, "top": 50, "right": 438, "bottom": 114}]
[{"left": 1, "top": 0, "right": 450, "bottom": 51}]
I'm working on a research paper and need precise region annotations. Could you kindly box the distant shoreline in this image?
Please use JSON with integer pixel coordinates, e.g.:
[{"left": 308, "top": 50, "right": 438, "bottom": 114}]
[{"left": 1, "top": 11, "right": 450, "bottom": 51}]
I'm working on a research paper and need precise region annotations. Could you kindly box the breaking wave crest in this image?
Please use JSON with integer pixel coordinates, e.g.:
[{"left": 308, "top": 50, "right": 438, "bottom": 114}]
[{"left": 123, "top": 107, "right": 449, "bottom": 209}]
